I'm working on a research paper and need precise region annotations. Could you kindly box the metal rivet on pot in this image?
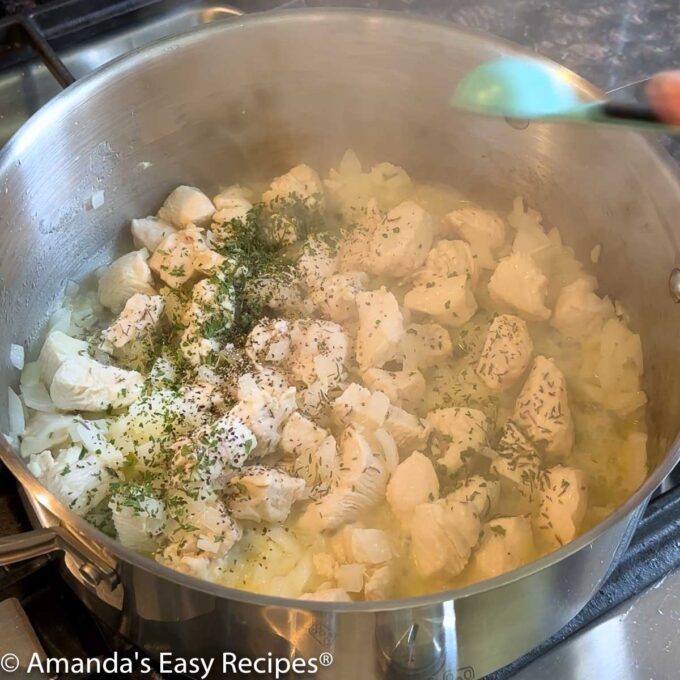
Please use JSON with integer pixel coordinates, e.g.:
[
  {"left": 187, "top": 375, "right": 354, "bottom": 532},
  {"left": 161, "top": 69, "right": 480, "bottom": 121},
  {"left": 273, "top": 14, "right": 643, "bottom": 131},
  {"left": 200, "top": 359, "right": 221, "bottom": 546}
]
[
  {"left": 79, "top": 562, "right": 102, "bottom": 587},
  {"left": 669, "top": 268, "right": 680, "bottom": 303}
]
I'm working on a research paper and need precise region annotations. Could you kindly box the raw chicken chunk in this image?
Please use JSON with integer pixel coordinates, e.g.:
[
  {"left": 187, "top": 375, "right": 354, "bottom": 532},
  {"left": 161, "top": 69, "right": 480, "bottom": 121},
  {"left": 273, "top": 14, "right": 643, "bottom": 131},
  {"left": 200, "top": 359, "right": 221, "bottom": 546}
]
[
  {"left": 210, "top": 189, "right": 253, "bottom": 239},
  {"left": 172, "top": 414, "right": 257, "bottom": 491},
  {"left": 404, "top": 274, "right": 478, "bottom": 327},
  {"left": 469, "top": 516, "right": 536, "bottom": 580},
  {"left": 362, "top": 367, "right": 426, "bottom": 411},
  {"left": 297, "top": 427, "right": 389, "bottom": 532},
  {"left": 337, "top": 526, "right": 393, "bottom": 565},
  {"left": 38, "top": 331, "right": 89, "bottom": 385},
  {"left": 386, "top": 451, "right": 440, "bottom": 526},
  {"left": 331, "top": 385, "right": 413, "bottom": 460},
  {"left": 551, "top": 277, "right": 614, "bottom": 340},
  {"left": 514, "top": 355, "right": 574, "bottom": 457},
  {"left": 246, "top": 318, "right": 291, "bottom": 365},
  {"left": 488, "top": 253, "right": 551, "bottom": 320},
  {"left": 262, "top": 164, "right": 324, "bottom": 207},
  {"left": 179, "top": 331, "right": 219, "bottom": 367},
  {"left": 413, "top": 239, "right": 479, "bottom": 286},
  {"left": 297, "top": 236, "right": 338, "bottom": 289},
  {"left": 355, "top": 287, "right": 405, "bottom": 370},
  {"left": 161, "top": 493, "right": 242, "bottom": 578},
  {"left": 100, "top": 293, "right": 164, "bottom": 355},
  {"left": 475, "top": 314, "right": 533, "bottom": 392},
  {"left": 229, "top": 373, "right": 297, "bottom": 456},
  {"left": 177, "top": 276, "right": 235, "bottom": 366},
  {"left": 27, "top": 446, "right": 117, "bottom": 515},
  {"left": 337, "top": 199, "right": 382, "bottom": 272},
  {"left": 443, "top": 206, "right": 506, "bottom": 268},
  {"left": 426, "top": 407, "right": 488, "bottom": 473},
  {"left": 149, "top": 228, "right": 221, "bottom": 288},
  {"left": 363, "top": 201, "right": 434, "bottom": 277},
  {"left": 98, "top": 249, "right": 157, "bottom": 312},
  {"left": 280, "top": 412, "right": 337, "bottom": 495},
  {"left": 410, "top": 499, "right": 481, "bottom": 578},
  {"left": 490, "top": 421, "right": 541, "bottom": 503},
  {"left": 535, "top": 465, "right": 588, "bottom": 548},
  {"left": 280, "top": 411, "right": 327, "bottom": 459},
  {"left": 213, "top": 184, "right": 252, "bottom": 209},
  {"left": 288, "top": 319, "right": 350, "bottom": 388},
  {"left": 50, "top": 356, "right": 144, "bottom": 411},
  {"left": 447, "top": 475, "right": 500, "bottom": 520},
  {"left": 157, "top": 185, "right": 215, "bottom": 229},
  {"left": 332, "top": 383, "right": 390, "bottom": 431},
  {"left": 400, "top": 323, "right": 452, "bottom": 371},
  {"left": 179, "top": 278, "right": 233, "bottom": 366},
  {"left": 225, "top": 466, "right": 306, "bottom": 523},
  {"left": 311, "top": 271, "right": 368, "bottom": 323},
  {"left": 131, "top": 217, "right": 176, "bottom": 252},
  {"left": 109, "top": 484, "right": 166, "bottom": 552},
  {"left": 383, "top": 406, "right": 431, "bottom": 452}
]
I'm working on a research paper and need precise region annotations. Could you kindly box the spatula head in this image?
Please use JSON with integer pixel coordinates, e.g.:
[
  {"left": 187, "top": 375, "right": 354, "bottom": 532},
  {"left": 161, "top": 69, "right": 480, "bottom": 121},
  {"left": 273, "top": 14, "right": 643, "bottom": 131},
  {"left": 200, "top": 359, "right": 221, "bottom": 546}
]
[{"left": 452, "top": 56, "right": 583, "bottom": 119}]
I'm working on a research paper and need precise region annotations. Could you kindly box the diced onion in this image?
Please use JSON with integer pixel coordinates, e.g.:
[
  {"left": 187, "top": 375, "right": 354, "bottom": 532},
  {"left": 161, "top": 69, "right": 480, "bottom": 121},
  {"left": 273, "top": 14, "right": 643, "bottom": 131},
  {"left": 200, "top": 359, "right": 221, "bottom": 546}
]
[
  {"left": 1, "top": 432, "right": 19, "bottom": 450},
  {"left": 338, "top": 148, "right": 362, "bottom": 176},
  {"left": 9, "top": 344, "right": 24, "bottom": 370},
  {"left": 48, "top": 307, "right": 72, "bottom": 334},
  {"left": 21, "top": 360, "right": 41, "bottom": 385},
  {"left": 590, "top": 244, "right": 602, "bottom": 264},
  {"left": 69, "top": 420, "right": 105, "bottom": 453},
  {"left": 65, "top": 280, "right": 80, "bottom": 298},
  {"left": 7, "top": 387, "right": 25, "bottom": 435},
  {"left": 91, "top": 190, "right": 105, "bottom": 210},
  {"left": 374, "top": 428, "right": 399, "bottom": 473},
  {"left": 21, "top": 381, "right": 55, "bottom": 413},
  {"left": 19, "top": 360, "right": 53, "bottom": 409},
  {"left": 20, "top": 413, "right": 75, "bottom": 457}
]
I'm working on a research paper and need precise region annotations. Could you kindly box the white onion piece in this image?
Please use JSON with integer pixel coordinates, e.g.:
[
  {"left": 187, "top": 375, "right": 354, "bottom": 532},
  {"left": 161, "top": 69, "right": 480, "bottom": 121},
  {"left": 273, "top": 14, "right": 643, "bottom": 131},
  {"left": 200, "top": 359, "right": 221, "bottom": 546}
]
[
  {"left": 1, "top": 432, "right": 19, "bottom": 450},
  {"left": 69, "top": 420, "right": 109, "bottom": 454},
  {"left": 374, "top": 428, "right": 399, "bottom": 473},
  {"left": 9, "top": 344, "right": 24, "bottom": 370},
  {"left": 111, "top": 508, "right": 158, "bottom": 552},
  {"left": 7, "top": 387, "right": 25, "bottom": 435},
  {"left": 268, "top": 553, "right": 313, "bottom": 598},
  {"left": 48, "top": 307, "right": 72, "bottom": 334},
  {"left": 20, "top": 413, "right": 75, "bottom": 458},
  {"left": 21, "top": 381, "right": 55, "bottom": 413},
  {"left": 65, "top": 280, "right": 80, "bottom": 298},
  {"left": 91, "top": 190, "right": 105, "bottom": 209}
]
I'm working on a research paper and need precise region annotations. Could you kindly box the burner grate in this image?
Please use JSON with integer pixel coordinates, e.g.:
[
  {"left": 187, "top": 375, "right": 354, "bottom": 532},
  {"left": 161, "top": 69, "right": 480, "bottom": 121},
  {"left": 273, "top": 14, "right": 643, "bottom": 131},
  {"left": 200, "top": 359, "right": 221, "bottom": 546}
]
[
  {"left": 0, "top": 10, "right": 74, "bottom": 84},
  {"left": 0, "top": 0, "right": 217, "bottom": 84}
]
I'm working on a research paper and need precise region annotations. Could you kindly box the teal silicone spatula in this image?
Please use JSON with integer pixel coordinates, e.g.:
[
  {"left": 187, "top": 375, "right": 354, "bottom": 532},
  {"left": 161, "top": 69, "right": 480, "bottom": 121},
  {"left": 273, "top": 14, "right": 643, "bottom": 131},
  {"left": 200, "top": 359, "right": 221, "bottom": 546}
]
[{"left": 452, "top": 56, "right": 680, "bottom": 133}]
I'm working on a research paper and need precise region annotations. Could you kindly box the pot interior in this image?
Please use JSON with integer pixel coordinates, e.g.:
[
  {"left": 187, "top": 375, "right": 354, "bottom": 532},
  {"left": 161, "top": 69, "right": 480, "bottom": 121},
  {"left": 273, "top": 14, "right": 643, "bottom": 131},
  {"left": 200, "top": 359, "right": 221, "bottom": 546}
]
[{"left": 1, "top": 11, "right": 679, "bottom": 511}]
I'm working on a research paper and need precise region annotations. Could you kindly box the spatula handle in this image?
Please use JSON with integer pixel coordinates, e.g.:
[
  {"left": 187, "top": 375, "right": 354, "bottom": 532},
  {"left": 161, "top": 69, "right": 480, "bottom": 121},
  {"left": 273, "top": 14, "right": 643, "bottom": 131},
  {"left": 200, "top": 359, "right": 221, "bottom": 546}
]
[{"left": 600, "top": 101, "right": 663, "bottom": 124}]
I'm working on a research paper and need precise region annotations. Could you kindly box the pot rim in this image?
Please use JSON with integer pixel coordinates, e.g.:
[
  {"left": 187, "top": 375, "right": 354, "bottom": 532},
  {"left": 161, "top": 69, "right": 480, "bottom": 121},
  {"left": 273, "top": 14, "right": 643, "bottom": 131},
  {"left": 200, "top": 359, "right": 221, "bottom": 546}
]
[{"left": 2, "top": 7, "right": 680, "bottom": 613}]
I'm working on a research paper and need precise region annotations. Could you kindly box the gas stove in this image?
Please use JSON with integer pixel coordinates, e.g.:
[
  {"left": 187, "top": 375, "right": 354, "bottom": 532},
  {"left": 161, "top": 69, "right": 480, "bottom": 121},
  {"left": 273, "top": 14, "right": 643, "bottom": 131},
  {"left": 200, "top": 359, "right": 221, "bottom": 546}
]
[{"left": 0, "top": 2, "right": 679, "bottom": 679}]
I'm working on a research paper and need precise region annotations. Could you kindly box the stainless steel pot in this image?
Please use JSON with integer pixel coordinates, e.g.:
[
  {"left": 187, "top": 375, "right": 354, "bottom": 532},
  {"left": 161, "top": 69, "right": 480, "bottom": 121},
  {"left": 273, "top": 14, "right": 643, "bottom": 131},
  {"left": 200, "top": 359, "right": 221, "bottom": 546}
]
[{"left": 1, "top": 9, "right": 679, "bottom": 679}]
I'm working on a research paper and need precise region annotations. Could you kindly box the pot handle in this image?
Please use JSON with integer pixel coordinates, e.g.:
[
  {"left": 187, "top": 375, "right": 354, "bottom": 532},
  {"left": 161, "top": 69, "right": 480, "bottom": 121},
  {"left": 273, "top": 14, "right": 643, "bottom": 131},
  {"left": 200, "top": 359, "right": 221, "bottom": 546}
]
[{"left": 0, "top": 525, "right": 119, "bottom": 590}]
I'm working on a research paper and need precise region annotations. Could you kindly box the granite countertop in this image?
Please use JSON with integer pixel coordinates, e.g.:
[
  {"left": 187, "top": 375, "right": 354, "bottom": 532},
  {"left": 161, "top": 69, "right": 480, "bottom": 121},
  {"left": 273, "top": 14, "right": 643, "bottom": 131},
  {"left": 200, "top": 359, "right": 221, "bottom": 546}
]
[{"left": 298, "top": 0, "right": 680, "bottom": 161}]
